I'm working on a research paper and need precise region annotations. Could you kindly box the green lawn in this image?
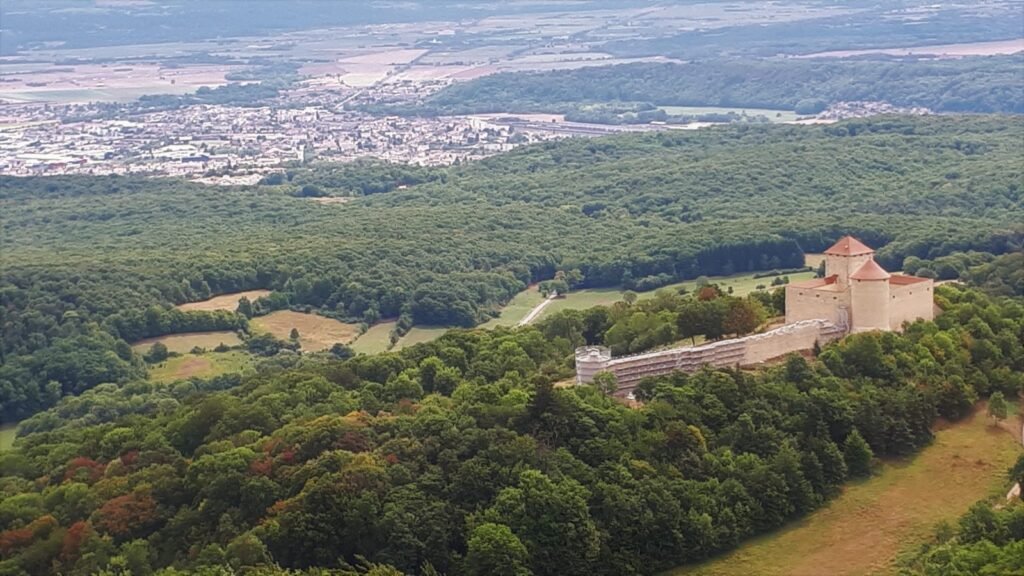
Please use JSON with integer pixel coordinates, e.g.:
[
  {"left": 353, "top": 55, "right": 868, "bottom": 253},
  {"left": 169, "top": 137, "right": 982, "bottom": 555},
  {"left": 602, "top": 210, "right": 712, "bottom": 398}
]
[
  {"left": 660, "top": 105, "right": 799, "bottom": 123},
  {"left": 480, "top": 286, "right": 547, "bottom": 328},
  {"left": 351, "top": 321, "right": 398, "bottom": 355},
  {"left": 668, "top": 406, "right": 1024, "bottom": 576},
  {"left": 148, "top": 350, "right": 252, "bottom": 383},
  {"left": 534, "top": 270, "right": 815, "bottom": 323},
  {"left": 0, "top": 424, "right": 18, "bottom": 451}
]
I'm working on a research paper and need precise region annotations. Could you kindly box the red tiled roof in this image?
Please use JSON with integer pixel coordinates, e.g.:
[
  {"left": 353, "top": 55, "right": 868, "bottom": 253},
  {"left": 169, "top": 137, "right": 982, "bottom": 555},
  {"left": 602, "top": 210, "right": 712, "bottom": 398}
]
[
  {"left": 824, "top": 235, "right": 875, "bottom": 256},
  {"left": 850, "top": 259, "right": 891, "bottom": 281},
  {"left": 889, "top": 274, "right": 931, "bottom": 285}
]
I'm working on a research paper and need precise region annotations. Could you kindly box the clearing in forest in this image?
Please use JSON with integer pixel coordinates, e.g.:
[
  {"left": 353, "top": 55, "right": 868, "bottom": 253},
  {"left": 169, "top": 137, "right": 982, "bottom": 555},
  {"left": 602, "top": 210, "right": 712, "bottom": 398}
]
[
  {"left": 251, "top": 310, "right": 359, "bottom": 352},
  {"left": 535, "top": 270, "right": 815, "bottom": 323},
  {"left": 669, "top": 406, "right": 1024, "bottom": 576},
  {"left": 0, "top": 424, "right": 18, "bottom": 451},
  {"left": 132, "top": 331, "right": 242, "bottom": 354},
  {"left": 480, "top": 285, "right": 547, "bottom": 328},
  {"left": 148, "top": 351, "right": 252, "bottom": 382},
  {"left": 351, "top": 321, "right": 397, "bottom": 355},
  {"left": 176, "top": 290, "right": 271, "bottom": 312},
  {"left": 394, "top": 326, "right": 452, "bottom": 350}
]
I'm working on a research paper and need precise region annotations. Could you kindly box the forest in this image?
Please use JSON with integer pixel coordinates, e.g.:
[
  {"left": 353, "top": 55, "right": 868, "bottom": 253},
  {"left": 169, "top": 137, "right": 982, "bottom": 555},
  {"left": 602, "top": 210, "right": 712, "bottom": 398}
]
[
  {"left": 377, "top": 56, "right": 1024, "bottom": 117},
  {"left": 2, "top": 115, "right": 1022, "bottom": 420},
  {"left": 0, "top": 282, "right": 1021, "bottom": 575}
]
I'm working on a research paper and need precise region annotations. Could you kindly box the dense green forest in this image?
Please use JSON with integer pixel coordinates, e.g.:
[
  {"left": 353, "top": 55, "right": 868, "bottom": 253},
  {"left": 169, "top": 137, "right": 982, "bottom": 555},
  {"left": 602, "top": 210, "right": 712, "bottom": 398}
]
[
  {"left": 376, "top": 57, "right": 1024, "bottom": 117},
  {"left": 2, "top": 116, "right": 1022, "bottom": 419},
  {"left": 0, "top": 284, "right": 1021, "bottom": 575}
]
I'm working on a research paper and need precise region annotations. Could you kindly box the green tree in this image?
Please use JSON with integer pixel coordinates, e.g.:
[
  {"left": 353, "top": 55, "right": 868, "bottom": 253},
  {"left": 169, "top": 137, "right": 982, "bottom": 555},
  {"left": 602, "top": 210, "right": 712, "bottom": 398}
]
[
  {"left": 623, "top": 291, "right": 638, "bottom": 305},
  {"left": 843, "top": 428, "right": 873, "bottom": 477},
  {"left": 988, "top": 391, "right": 1008, "bottom": 424},
  {"left": 593, "top": 371, "right": 618, "bottom": 396},
  {"left": 236, "top": 296, "right": 254, "bottom": 318},
  {"left": 144, "top": 342, "right": 169, "bottom": 363},
  {"left": 465, "top": 523, "right": 532, "bottom": 576}
]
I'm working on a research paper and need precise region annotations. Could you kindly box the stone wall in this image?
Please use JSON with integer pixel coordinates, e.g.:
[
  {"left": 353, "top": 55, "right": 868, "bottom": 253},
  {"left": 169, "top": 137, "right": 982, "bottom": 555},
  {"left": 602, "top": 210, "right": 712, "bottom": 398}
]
[
  {"left": 785, "top": 287, "right": 849, "bottom": 325},
  {"left": 575, "top": 319, "right": 845, "bottom": 395},
  {"left": 888, "top": 281, "right": 935, "bottom": 331}
]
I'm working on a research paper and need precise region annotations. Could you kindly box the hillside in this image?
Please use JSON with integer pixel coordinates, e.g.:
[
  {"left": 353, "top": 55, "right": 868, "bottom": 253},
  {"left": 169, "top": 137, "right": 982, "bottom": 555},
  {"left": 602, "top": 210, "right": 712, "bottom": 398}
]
[
  {"left": 377, "top": 57, "right": 1024, "bottom": 117},
  {"left": 1, "top": 115, "right": 1022, "bottom": 419}
]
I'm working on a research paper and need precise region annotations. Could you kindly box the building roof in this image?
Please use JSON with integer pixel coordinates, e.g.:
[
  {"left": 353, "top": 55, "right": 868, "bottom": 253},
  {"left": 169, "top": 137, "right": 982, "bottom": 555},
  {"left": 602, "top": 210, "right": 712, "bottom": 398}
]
[
  {"left": 850, "top": 259, "right": 891, "bottom": 281},
  {"left": 824, "top": 235, "right": 875, "bottom": 256}
]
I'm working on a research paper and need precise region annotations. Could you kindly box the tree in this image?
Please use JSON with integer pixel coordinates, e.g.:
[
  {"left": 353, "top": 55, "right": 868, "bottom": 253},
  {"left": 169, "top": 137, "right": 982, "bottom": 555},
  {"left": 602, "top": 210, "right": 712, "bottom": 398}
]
[
  {"left": 843, "top": 428, "right": 873, "bottom": 477},
  {"left": 465, "top": 523, "right": 532, "bottom": 576},
  {"left": 623, "top": 291, "right": 638, "bottom": 305},
  {"left": 289, "top": 328, "right": 300, "bottom": 340},
  {"left": 988, "top": 391, "right": 1008, "bottom": 425},
  {"left": 593, "top": 371, "right": 618, "bottom": 396},
  {"left": 236, "top": 297, "right": 254, "bottom": 318},
  {"left": 144, "top": 342, "right": 169, "bottom": 364}
]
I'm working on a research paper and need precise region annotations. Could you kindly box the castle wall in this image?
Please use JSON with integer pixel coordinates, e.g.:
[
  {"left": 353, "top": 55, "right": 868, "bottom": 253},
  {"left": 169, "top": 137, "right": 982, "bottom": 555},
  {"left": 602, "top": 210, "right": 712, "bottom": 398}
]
[
  {"left": 888, "top": 281, "right": 935, "bottom": 331},
  {"left": 850, "top": 278, "right": 890, "bottom": 332},
  {"left": 576, "top": 320, "right": 844, "bottom": 395},
  {"left": 785, "top": 287, "right": 849, "bottom": 325}
]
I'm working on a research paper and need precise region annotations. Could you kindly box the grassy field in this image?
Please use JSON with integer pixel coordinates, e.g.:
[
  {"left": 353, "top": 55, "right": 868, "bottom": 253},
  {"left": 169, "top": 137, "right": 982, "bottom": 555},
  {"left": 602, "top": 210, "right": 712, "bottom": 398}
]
[
  {"left": 176, "top": 290, "right": 271, "bottom": 312},
  {"left": 351, "top": 321, "right": 397, "bottom": 355},
  {"left": 132, "top": 331, "right": 243, "bottom": 354},
  {"left": 148, "top": 351, "right": 252, "bottom": 382},
  {"left": 394, "top": 326, "right": 452, "bottom": 350},
  {"left": 805, "top": 253, "right": 825, "bottom": 269},
  {"left": 535, "top": 270, "right": 815, "bottom": 323},
  {"left": 660, "top": 105, "right": 799, "bottom": 123},
  {"left": 251, "top": 310, "right": 360, "bottom": 352},
  {"left": 480, "top": 285, "right": 546, "bottom": 328},
  {"left": 669, "top": 406, "right": 1024, "bottom": 576},
  {"left": 0, "top": 424, "right": 18, "bottom": 451}
]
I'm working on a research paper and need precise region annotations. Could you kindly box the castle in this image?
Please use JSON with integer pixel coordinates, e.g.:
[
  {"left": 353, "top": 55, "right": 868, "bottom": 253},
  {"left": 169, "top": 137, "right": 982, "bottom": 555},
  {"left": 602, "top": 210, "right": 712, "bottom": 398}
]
[
  {"left": 575, "top": 236, "right": 935, "bottom": 394},
  {"left": 785, "top": 236, "right": 934, "bottom": 332}
]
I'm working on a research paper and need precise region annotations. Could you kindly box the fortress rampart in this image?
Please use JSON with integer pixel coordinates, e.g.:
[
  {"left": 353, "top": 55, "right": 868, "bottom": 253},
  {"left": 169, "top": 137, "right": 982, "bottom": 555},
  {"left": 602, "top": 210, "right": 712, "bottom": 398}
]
[{"left": 575, "top": 319, "right": 845, "bottom": 394}]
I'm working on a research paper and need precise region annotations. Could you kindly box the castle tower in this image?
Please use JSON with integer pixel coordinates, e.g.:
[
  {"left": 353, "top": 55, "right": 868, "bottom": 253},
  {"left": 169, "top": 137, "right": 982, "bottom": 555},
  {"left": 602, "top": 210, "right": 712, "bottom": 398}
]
[
  {"left": 850, "top": 259, "right": 891, "bottom": 332},
  {"left": 574, "top": 346, "right": 611, "bottom": 384},
  {"left": 824, "top": 236, "right": 875, "bottom": 287}
]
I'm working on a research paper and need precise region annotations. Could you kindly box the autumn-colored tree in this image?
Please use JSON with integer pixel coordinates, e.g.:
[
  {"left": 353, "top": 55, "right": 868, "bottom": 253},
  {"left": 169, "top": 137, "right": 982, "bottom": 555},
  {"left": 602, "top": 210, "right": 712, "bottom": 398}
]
[{"left": 93, "top": 491, "right": 160, "bottom": 540}]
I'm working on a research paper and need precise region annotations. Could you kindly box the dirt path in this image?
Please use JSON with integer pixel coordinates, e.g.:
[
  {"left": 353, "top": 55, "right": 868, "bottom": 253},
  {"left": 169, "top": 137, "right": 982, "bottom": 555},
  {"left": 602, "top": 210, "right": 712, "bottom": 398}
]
[{"left": 518, "top": 294, "right": 556, "bottom": 326}]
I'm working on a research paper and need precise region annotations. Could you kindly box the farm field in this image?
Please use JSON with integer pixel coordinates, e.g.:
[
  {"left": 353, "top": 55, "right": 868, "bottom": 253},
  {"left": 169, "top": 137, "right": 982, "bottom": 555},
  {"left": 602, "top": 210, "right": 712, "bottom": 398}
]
[
  {"left": 394, "top": 326, "right": 452, "bottom": 350},
  {"left": 148, "top": 351, "right": 252, "bottom": 383},
  {"left": 0, "top": 424, "right": 18, "bottom": 451},
  {"left": 670, "top": 405, "right": 1024, "bottom": 576},
  {"left": 251, "top": 310, "right": 359, "bottom": 352},
  {"left": 660, "top": 105, "right": 799, "bottom": 122},
  {"left": 176, "top": 289, "right": 271, "bottom": 312},
  {"left": 351, "top": 321, "right": 397, "bottom": 355},
  {"left": 534, "top": 270, "right": 816, "bottom": 323},
  {"left": 132, "top": 331, "right": 243, "bottom": 354},
  {"left": 480, "top": 285, "right": 546, "bottom": 328}
]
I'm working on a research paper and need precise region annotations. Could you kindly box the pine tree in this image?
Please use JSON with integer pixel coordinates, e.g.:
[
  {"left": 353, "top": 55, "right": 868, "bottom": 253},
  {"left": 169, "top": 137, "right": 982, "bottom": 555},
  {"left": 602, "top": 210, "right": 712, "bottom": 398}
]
[{"left": 843, "top": 428, "right": 873, "bottom": 477}]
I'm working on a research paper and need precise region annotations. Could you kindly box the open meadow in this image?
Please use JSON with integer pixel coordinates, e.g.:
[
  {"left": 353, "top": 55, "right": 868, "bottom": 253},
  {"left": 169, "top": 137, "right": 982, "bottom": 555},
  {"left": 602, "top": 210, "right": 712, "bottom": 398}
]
[
  {"left": 670, "top": 405, "right": 1024, "bottom": 576},
  {"left": 250, "top": 310, "right": 360, "bottom": 352},
  {"left": 480, "top": 285, "right": 546, "bottom": 328},
  {"left": 147, "top": 350, "right": 252, "bottom": 383},
  {"left": 350, "top": 321, "right": 397, "bottom": 355},
  {"left": 0, "top": 424, "right": 17, "bottom": 451},
  {"left": 176, "top": 290, "right": 271, "bottom": 312},
  {"left": 534, "top": 270, "right": 815, "bottom": 323},
  {"left": 132, "top": 331, "right": 243, "bottom": 354}
]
